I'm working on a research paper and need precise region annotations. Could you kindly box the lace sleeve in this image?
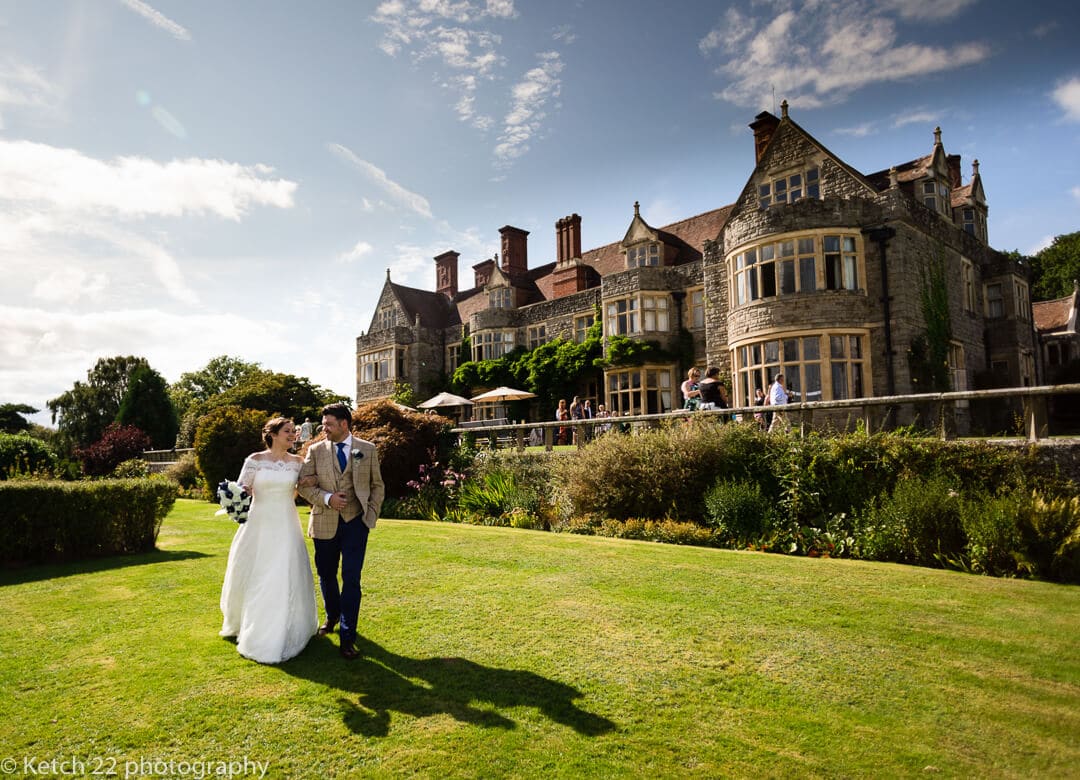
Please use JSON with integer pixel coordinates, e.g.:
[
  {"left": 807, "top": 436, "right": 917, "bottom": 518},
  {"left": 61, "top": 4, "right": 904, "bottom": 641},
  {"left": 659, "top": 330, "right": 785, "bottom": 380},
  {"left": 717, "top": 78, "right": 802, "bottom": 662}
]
[{"left": 238, "top": 456, "right": 257, "bottom": 490}]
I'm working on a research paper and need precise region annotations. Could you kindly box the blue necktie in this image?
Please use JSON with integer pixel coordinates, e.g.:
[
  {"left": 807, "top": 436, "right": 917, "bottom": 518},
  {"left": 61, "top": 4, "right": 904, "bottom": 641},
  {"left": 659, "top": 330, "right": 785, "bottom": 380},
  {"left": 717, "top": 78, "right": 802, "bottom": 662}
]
[{"left": 336, "top": 442, "right": 347, "bottom": 472}]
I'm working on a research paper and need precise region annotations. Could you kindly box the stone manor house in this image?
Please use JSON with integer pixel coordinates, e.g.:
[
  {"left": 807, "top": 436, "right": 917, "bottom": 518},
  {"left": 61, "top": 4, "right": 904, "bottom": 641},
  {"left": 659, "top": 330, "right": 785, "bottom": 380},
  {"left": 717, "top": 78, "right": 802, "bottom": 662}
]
[{"left": 355, "top": 105, "right": 1038, "bottom": 425}]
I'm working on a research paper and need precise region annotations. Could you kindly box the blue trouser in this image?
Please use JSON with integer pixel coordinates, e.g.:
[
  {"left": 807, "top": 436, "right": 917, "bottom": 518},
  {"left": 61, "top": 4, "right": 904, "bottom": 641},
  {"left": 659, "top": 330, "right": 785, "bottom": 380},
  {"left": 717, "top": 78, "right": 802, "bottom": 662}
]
[{"left": 313, "top": 516, "right": 370, "bottom": 645}]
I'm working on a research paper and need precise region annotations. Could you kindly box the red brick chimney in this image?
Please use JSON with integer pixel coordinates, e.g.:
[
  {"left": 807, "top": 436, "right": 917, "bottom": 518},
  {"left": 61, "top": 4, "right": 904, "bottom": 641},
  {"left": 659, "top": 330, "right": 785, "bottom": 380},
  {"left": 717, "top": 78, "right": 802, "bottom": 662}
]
[
  {"left": 749, "top": 111, "right": 781, "bottom": 164},
  {"left": 473, "top": 258, "right": 495, "bottom": 289},
  {"left": 434, "top": 250, "right": 459, "bottom": 298},
  {"left": 946, "top": 154, "right": 962, "bottom": 189},
  {"left": 555, "top": 213, "right": 582, "bottom": 265},
  {"left": 499, "top": 225, "right": 529, "bottom": 277}
]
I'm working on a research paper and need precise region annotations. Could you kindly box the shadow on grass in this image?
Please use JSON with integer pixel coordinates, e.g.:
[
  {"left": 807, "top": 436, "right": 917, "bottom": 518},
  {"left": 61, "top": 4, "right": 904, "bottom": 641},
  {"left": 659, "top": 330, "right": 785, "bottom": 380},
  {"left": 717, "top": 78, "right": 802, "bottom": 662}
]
[
  {"left": 0, "top": 549, "right": 210, "bottom": 586},
  {"left": 281, "top": 635, "right": 617, "bottom": 738}
]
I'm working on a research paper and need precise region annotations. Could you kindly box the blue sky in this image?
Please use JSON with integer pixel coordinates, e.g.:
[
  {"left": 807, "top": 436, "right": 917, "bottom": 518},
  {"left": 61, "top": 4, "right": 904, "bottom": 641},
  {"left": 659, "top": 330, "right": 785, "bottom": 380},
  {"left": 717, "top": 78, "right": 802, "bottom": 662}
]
[{"left": 2, "top": 0, "right": 1078, "bottom": 425}]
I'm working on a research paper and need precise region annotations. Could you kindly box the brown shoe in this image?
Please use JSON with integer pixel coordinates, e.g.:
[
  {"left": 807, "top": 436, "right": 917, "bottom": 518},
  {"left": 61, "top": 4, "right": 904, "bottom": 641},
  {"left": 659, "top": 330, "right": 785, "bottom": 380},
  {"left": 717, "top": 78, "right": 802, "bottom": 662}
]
[
  {"left": 339, "top": 643, "right": 359, "bottom": 660},
  {"left": 317, "top": 621, "right": 337, "bottom": 636}
]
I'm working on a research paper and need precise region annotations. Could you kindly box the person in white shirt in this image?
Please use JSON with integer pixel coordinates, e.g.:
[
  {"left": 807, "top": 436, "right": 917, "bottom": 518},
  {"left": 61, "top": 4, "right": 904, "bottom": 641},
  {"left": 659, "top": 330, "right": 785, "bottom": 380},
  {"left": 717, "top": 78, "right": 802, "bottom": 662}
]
[{"left": 767, "top": 373, "right": 789, "bottom": 432}]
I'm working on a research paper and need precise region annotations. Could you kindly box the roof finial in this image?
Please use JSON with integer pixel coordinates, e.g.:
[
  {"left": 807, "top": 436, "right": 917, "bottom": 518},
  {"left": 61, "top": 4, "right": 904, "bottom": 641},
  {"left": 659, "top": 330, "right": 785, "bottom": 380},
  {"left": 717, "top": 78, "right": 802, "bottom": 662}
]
[
  {"left": 780, "top": 99, "right": 789, "bottom": 119},
  {"left": 933, "top": 126, "right": 942, "bottom": 146},
  {"left": 386, "top": 267, "right": 391, "bottom": 279},
  {"left": 972, "top": 158, "right": 980, "bottom": 176},
  {"left": 888, "top": 166, "right": 898, "bottom": 189},
  {"left": 633, "top": 201, "right": 640, "bottom": 217}
]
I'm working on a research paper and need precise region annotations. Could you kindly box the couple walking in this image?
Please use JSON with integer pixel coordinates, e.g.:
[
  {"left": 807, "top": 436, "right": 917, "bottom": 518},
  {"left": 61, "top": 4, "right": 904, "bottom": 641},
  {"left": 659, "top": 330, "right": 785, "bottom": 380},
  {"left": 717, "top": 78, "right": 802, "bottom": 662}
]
[{"left": 219, "top": 403, "right": 385, "bottom": 664}]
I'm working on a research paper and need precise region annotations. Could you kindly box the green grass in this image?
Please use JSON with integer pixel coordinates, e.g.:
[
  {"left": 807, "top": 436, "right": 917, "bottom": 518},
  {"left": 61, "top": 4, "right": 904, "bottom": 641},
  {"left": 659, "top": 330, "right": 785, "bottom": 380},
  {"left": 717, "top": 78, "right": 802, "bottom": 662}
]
[{"left": 2, "top": 499, "right": 1078, "bottom": 778}]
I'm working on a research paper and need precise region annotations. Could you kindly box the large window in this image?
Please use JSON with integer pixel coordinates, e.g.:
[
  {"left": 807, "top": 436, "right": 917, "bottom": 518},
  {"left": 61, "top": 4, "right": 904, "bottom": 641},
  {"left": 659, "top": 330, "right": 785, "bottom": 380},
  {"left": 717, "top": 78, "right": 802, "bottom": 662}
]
[
  {"left": 360, "top": 349, "right": 394, "bottom": 383},
  {"left": 730, "top": 233, "right": 859, "bottom": 305},
  {"left": 759, "top": 167, "right": 820, "bottom": 208},
  {"left": 606, "top": 294, "right": 669, "bottom": 335},
  {"left": 948, "top": 342, "right": 967, "bottom": 392},
  {"left": 985, "top": 283, "right": 1004, "bottom": 319},
  {"left": 606, "top": 366, "right": 674, "bottom": 415},
  {"left": 627, "top": 242, "right": 660, "bottom": 268},
  {"left": 688, "top": 288, "right": 705, "bottom": 329},
  {"left": 574, "top": 313, "right": 594, "bottom": 343},
  {"left": 732, "top": 332, "right": 866, "bottom": 406},
  {"left": 473, "top": 330, "right": 515, "bottom": 361},
  {"left": 1014, "top": 280, "right": 1030, "bottom": 321},
  {"left": 961, "top": 258, "right": 976, "bottom": 313},
  {"left": 489, "top": 287, "right": 513, "bottom": 309},
  {"left": 377, "top": 308, "right": 394, "bottom": 330},
  {"left": 922, "top": 179, "right": 949, "bottom": 215},
  {"left": 528, "top": 324, "right": 548, "bottom": 349}
]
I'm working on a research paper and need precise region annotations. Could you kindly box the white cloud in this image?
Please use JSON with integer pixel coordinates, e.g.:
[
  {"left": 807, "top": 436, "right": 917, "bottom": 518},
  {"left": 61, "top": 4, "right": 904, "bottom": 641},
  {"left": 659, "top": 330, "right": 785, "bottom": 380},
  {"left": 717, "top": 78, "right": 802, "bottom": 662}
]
[
  {"left": 118, "top": 0, "right": 191, "bottom": 41},
  {"left": 0, "top": 139, "right": 297, "bottom": 220},
  {"left": 337, "top": 240, "right": 375, "bottom": 264},
  {"left": 1028, "top": 235, "right": 1055, "bottom": 255},
  {"left": 834, "top": 121, "right": 878, "bottom": 137},
  {"left": 701, "top": 1, "right": 989, "bottom": 109},
  {"left": 894, "top": 110, "right": 940, "bottom": 128},
  {"left": 875, "top": 0, "right": 975, "bottom": 21},
  {"left": 494, "top": 51, "right": 563, "bottom": 165},
  {"left": 1072, "top": 186, "right": 1080, "bottom": 204},
  {"left": 327, "top": 142, "right": 433, "bottom": 218},
  {"left": 1052, "top": 76, "right": 1080, "bottom": 122},
  {"left": 0, "top": 57, "right": 60, "bottom": 121},
  {"left": 1031, "top": 21, "right": 1059, "bottom": 39}
]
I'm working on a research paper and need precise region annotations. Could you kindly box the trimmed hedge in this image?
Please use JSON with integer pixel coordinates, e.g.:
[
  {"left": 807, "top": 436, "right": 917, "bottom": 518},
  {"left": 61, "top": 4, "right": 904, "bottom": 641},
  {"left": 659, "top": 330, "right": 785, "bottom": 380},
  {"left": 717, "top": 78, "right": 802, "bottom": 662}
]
[
  {"left": 193, "top": 405, "right": 265, "bottom": 496},
  {"left": 0, "top": 478, "right": 177, "bottom": 564}
]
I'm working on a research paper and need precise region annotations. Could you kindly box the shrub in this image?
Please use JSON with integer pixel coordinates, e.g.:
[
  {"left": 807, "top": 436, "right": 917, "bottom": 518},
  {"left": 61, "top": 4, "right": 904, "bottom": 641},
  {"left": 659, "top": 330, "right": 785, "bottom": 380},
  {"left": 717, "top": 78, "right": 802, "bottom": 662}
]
[
  {"left": 958, "top": 491, "right": 1026, "bottom": 577},
  {"left": 193, "top": 406, "right": 265, "bottom": 496},
  {"left": 349, "top": 400, "right": 454, "bottom": 498},
  {"left": 704, "top": 479, "right": 776, "bottom": 544},
  {"left": 163, "top": 451, "right": 204, "bottom": 498},
  {"left": 0, "top": 433, "right": 58, "bottom": 479},
  {"left": 112, "top": 458, "right": 151, "bottom": 478},
  {"left": 0, "top": 478, "right": 177, "bottom": 563},
  {"left": 1017, "top": 492, "right": 1080, "bottom": 583},
  {"left": 855, "top": 475, "right": 965, "bottom": 566},
  {"left": 75, "top": 423, "right": 152, "bottom": 477}
]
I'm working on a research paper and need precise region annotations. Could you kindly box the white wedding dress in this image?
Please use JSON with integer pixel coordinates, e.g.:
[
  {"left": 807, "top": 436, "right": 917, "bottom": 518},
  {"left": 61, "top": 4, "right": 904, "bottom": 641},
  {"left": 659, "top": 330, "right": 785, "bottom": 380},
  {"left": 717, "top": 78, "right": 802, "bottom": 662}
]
[{"left": 219, "top": 457, "right": 318, "bottom": 664}]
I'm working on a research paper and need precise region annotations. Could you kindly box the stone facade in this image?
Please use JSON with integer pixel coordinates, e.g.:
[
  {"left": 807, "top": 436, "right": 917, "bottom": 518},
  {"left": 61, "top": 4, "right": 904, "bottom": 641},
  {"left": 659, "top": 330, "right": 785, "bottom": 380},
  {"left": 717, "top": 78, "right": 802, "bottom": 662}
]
[{"left": 355, "top": 106, "right": 1037, "bottom": 431}]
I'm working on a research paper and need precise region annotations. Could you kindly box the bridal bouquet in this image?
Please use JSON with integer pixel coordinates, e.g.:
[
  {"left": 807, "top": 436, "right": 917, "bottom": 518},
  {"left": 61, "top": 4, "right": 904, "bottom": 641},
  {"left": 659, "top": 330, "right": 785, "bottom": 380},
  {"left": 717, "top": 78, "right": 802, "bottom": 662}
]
[{"left": 216, "top": 480, "right": 252, "bottom": 524}]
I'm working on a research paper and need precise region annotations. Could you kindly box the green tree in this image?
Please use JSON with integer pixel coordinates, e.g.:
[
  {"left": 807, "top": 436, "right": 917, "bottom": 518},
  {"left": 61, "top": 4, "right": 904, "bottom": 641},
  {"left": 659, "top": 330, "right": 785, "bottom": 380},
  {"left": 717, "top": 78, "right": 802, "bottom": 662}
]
[
  {"left": 193, "top": 406, "right": 266, "bottom": 495},
  {"left": 208, "top": 370, "right": 347, "bottom": 421},
  {"left": 47, "top": 356, "right": 150, "bottom": 447},
  {"left": 116, "top": 365, "right": 180, "bottom": 449},
  {"left": 170, "top": 355, "right": 261, "bottom": 419},
  {"left": 0, "top": 403, "right": 37, "bottom": 433},
  {"left": 1030, "top": 231, "right": 1080, "bottom": 301}
]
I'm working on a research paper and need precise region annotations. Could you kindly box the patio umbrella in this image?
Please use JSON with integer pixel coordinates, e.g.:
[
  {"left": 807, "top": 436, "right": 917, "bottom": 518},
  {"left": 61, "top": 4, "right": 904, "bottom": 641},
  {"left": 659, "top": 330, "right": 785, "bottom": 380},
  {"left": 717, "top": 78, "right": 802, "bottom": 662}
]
[
  {"left": 418, "top": 391, "right": 475, "bottom": 409},
  {"left": 470, "top": 386, "right": 538, "bottom": 403}
]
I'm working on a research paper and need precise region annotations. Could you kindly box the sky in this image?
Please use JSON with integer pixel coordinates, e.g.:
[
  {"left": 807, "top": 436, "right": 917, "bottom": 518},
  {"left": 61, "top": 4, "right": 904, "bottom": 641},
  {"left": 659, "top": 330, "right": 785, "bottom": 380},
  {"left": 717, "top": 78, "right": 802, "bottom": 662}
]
[{"left": 2, "top": 0, "right": 1078, "bottom": 428}]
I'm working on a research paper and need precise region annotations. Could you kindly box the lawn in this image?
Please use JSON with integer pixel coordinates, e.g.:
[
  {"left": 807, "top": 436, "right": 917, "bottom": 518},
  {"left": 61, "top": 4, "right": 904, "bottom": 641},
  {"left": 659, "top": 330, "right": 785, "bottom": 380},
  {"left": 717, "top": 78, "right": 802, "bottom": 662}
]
[{"left": 1, "top": 499, "right": 1078, "bottom": 778}]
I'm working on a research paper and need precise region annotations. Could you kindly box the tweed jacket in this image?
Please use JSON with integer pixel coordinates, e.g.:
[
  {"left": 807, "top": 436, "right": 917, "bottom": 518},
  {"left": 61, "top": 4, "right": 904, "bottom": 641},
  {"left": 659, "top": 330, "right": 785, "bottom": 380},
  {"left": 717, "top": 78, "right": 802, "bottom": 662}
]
[{"left": 297, "top": 436, "right": 385, "bottom": 540}]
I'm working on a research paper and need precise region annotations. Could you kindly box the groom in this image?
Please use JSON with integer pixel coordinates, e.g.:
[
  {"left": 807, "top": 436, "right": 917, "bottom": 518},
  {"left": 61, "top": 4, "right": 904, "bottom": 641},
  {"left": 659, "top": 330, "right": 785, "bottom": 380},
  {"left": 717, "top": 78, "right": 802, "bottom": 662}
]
[{"left": 298, "top": 403, "right": 385, "bottom": 660}]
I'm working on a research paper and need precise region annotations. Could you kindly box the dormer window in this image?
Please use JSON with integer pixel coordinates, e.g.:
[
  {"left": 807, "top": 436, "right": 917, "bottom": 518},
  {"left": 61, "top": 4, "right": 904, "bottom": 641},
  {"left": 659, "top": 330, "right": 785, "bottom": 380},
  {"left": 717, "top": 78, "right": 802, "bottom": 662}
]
[
  {"left": 759, "top": 167, "right": 819, "bottom": 209},
  {"left": 628, "top": 242, "right": 660, "bottom": 268},
  {"left": 378, "top": 308, "right": 394, "bottom": 330},
  {"left": 922, "top": 180, "right": 949, "bottom": 214},
  {"left": 962, "top": 207, "right": 985, "bottom": 241},
  {"left": 489, "top": 287, "right": 513, "bottom": 309}
]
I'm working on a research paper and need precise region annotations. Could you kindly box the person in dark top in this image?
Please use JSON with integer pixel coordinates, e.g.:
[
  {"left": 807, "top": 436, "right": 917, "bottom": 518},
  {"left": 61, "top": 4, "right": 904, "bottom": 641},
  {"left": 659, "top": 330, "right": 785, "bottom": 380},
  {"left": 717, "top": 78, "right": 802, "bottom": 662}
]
[{"left": 698, "top": 366, "right": 728, "bottom": 420}]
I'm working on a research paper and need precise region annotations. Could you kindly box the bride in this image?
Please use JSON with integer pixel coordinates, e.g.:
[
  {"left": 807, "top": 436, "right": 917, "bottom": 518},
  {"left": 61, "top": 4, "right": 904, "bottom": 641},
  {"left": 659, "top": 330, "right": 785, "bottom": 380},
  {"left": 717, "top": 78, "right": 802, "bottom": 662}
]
[{"left": 219, "top": 417, "right": 318, "bottom": 663}]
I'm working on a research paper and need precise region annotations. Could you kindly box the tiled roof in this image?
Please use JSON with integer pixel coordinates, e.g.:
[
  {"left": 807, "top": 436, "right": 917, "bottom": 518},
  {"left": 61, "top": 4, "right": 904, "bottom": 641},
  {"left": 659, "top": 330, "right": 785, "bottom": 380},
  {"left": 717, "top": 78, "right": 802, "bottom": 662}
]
[
  {"left": 578, "top": 205, "right": 734, "bottom": 278},
  {"left": 866, "top": 153, "right": 933, "bottom": 191},
  {"left": 390, "top": 282, "right": 459, "bottom": 329},
  {"left": 1033, "top": 294, "right": 1075, "bottom": 333},
  {"left": 951, "top": 182, "right": 974, "bottom": 208}
]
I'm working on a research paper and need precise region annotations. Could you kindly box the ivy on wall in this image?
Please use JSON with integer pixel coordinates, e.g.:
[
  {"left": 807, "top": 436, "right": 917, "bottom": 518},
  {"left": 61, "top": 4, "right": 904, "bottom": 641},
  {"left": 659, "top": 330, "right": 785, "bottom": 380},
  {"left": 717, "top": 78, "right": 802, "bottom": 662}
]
[{"left": 908, "top": 248, "right": 953, "bottom": 393}]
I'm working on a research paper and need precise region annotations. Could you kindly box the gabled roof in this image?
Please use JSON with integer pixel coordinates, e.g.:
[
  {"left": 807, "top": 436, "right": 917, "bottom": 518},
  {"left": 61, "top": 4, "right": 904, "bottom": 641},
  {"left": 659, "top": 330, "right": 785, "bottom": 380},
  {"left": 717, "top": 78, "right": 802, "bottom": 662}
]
[
  {"left": 866, "top": 153, "right": 934, "bottom": 190},
  {"left": 390, "top": 281, "right": 460, "bottom": 329},
  {"left": 1033, "top": 292, "right": 1076, "bottom": 333},
  {"left": 578, "top": 205, "right": 733, "bottom": 278},
  {"left": 950, "top": 182, "right": 975, "bottom": 208}
]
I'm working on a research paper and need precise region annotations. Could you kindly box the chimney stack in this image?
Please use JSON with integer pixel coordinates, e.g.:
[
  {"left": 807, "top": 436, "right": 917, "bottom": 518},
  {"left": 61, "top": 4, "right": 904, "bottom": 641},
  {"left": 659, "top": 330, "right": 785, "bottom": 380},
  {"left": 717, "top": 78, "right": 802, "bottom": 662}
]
[
  {"left": 555, "top": 213, "right": 582, "bottom": 265},
  {"left": 499, "top": 225, "right": 529, "bottom": 277},
  {"left": 749, "top": 111, "right": 781, "bottom": 164},
  {"left": 946, "top": 154, "right": 962, "bottom": 189},
  {"left": 434, "top": 250, "right": 459, "bottom": 298},
  {"left": 473, "top": 258, "right": 494, "bottom": 289}
]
